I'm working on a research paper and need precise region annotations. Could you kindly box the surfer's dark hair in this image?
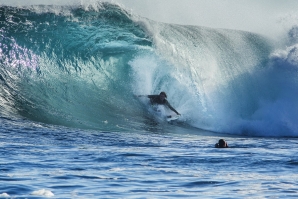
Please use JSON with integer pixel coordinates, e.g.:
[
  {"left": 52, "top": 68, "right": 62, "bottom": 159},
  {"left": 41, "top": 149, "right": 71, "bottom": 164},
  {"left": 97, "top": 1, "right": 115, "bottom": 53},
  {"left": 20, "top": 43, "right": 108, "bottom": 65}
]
[
  {"left": 160, "top": 92, "right": 167, "bottom": 98},
  {"left": 215, "top": 139, "right": 228, "bottom": 148},
  {"left": 218, "top": 139, "right": 226, "bottom": 147}
]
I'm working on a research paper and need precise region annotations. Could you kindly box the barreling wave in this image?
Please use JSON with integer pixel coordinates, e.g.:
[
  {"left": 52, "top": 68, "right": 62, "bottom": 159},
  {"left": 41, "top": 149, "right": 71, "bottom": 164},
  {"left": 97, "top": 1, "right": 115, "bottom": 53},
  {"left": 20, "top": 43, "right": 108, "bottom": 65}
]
[
  {"left": 1, "top": 2, "right": 298, "bottom": 136},
  {"left": 0, "top": 3, "right": 153, "bottom": 131}
]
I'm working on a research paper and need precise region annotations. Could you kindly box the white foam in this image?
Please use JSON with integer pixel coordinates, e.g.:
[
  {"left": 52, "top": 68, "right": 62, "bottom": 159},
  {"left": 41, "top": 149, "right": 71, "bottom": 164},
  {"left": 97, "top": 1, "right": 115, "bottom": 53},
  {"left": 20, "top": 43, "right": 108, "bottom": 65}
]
[
  {"left": 0, "top": 193, "right": 10, "bottom": 197},
  {"left": 31, "top": 189, "right": 54, "bottom": 197}
]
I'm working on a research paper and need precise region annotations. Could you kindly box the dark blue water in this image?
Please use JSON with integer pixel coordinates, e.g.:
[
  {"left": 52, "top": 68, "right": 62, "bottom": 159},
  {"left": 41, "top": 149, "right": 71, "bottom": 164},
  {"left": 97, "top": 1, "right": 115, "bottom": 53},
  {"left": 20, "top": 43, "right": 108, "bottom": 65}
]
[
  {"left": 1, "top": 118, "right": 298, "bottom": 198},
  {"left": 1, "top": 3, "right": 298, "bottom": 198}
]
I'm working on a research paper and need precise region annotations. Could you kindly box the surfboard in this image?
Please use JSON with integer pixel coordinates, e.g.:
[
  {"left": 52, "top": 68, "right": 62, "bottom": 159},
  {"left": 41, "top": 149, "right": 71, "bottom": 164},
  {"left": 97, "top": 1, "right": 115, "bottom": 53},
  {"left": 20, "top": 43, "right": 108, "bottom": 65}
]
[
  {"left": 166, "top": 115, "right": 180, "bottom": 122},
  {"left": 150, "top": 105, "right": 180, "bottom": 122}
]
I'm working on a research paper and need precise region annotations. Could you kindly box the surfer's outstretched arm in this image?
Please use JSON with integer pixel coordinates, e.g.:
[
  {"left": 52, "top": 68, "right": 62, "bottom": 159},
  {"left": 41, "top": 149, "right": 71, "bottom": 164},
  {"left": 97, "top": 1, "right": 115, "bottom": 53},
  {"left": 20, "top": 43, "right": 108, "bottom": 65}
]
[
  {"left": 137, "top": 95, "right": 148, "bottom": 97},
  {"left": 137, "top": 95, "right": 158, "bottom": 99},
  {"left": 165, "top": 101, "right": 180, "bottom": 115}
]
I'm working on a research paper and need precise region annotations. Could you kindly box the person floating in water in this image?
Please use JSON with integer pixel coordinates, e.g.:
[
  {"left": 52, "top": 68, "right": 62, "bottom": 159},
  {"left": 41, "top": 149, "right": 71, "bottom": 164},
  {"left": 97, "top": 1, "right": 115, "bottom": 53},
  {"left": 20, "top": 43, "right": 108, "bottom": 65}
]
[
  {"left": 138, "top": 91, "right": 181, "bottom": 116},
  {"left": 215, "top": 139, "right": 229, "bottom": 148}
]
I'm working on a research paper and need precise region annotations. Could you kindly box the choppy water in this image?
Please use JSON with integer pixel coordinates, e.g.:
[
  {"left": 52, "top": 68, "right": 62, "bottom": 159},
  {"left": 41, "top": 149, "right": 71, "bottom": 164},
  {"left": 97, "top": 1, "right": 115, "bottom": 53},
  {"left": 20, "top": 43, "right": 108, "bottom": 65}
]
[
  {"left": 1, "top": 2, "right": 298, "bottom": 198},
  {"left": 1, "top": 118, "right": 298, "bottom": 198}
]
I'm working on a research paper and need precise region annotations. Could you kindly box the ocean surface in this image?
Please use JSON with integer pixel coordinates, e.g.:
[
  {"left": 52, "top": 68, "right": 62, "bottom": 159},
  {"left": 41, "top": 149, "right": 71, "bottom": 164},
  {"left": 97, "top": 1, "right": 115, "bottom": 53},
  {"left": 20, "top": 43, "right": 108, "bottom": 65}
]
[{"left": 0, "top": 2, "right": 298, "bottom": 198}]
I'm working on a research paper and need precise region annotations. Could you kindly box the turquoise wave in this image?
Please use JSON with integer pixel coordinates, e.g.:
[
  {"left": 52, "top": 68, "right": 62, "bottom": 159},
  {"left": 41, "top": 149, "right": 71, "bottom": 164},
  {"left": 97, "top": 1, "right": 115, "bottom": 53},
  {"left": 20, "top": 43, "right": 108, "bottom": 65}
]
[{"left": 1, "top": 3, "right": 298, "bottom": 136}]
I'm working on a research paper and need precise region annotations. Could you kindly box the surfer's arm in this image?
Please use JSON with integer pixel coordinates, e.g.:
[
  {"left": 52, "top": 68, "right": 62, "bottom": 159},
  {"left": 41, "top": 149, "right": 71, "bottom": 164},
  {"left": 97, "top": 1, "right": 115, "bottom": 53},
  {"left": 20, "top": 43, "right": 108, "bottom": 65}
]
[
  {"left": 165, "top": 101, "right": 180, "bottom": 115},
  {"left": 137, "top": 95, "right": 148, "bottom": 97},
  {"left": 137, "top": 95, "right": 157, "bottom": 99}
]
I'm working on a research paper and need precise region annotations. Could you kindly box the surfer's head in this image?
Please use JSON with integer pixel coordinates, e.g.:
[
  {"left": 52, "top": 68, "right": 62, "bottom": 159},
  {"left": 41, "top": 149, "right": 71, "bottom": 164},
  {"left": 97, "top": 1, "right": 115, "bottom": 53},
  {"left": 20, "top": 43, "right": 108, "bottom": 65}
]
[
  {"left": 215, "top": 139, "right": 228, "bottom": 148},
  {"left": 159, "top": 92, "right": 167, "bottom": 101},
  {"left": 159, "top": 92, "right": 167, "bottom": 98}
]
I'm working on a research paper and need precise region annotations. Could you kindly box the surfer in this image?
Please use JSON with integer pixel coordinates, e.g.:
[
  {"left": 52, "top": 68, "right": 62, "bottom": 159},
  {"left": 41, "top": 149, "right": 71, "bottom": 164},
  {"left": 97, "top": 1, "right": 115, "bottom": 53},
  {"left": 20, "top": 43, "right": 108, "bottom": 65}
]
[
  {"left": 215, "top": 139, "right": 229, "bottom": 148},
  {"left": 138, "top": 92, "right": 181, "bottom": 116}
]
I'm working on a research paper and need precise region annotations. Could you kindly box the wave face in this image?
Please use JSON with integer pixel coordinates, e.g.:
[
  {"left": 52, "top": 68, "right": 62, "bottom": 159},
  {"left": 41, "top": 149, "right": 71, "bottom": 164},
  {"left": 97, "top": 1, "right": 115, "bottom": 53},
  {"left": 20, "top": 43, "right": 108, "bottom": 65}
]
[{"left": 1, "top": 3, "right": 298, "bottom": 136}]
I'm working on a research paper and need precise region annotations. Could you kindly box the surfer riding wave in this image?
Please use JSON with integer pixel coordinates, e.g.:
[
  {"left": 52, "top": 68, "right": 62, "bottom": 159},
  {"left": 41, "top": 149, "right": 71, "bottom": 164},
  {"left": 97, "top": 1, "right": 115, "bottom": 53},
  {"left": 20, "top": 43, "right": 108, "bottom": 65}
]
[{"left": 137, "top": 92, "right": 181, "bottom": 116}]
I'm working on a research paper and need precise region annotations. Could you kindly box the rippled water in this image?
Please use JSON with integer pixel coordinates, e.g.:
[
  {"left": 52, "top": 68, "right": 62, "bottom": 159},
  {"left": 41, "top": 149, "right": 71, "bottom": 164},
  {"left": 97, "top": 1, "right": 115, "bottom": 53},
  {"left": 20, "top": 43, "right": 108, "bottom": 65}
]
[{"left": 1, "top": 118, "right": 297, "bottom": 198}]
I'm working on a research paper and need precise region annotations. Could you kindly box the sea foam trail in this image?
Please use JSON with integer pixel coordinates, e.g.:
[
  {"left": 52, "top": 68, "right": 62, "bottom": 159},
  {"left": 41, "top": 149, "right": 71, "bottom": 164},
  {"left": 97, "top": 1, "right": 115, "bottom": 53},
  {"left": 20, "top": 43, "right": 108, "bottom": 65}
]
[{"left": 0, "top": 3, "right": 298, "bottom": 136}]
